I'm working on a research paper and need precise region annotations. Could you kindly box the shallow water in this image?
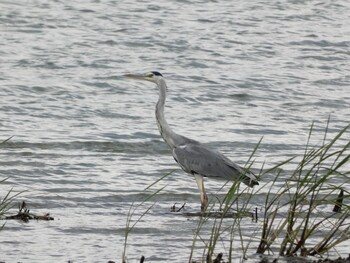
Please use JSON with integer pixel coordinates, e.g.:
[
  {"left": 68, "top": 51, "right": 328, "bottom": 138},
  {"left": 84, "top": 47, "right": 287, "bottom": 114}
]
[{"left": 0, "top": 0, "right": 349, "bottom": 262}]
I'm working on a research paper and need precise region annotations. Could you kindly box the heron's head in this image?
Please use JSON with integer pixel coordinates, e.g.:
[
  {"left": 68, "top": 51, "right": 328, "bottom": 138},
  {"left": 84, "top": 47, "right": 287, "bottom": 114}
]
[{"left": 125, "top": 71, "right": 164, "bottom": 84}]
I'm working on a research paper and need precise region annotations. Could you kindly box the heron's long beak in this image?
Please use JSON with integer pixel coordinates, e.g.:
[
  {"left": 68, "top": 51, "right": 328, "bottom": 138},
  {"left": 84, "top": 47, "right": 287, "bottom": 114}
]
[{"left": 124, "top": 74, "right": 147, "bottom": 80}]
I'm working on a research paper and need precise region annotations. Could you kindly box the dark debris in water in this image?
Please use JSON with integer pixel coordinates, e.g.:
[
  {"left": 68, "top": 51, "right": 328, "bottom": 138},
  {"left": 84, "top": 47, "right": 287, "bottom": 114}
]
[
  {"left": 119, "top": 255, "right": 145, "bottom": 263},
  {"left": 170, "top": 202, "right": 186, "bottom": 212},
  {"left": 313, "top": 255, "right": 350, "bottom": 263},
  {"left": 332, "top": 189, "right": 344, "bottom": 213},
  {"left": 190, "top": 252, "right": 226, "bottom": 263},
  {"left": 170, "top": 202, "right": 258, "bottom": 220},
  {"left": 183, "top": 210, "right": 254, "bottom": 219},
  {"left": 4, "top": 201, "right": 54, "bottom": 222},
  {"left": 258, "top": 254, "right": 350, "bottom": 263}
]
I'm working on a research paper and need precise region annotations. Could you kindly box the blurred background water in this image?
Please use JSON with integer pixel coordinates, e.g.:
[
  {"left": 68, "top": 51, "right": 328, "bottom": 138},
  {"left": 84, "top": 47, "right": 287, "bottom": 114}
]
[{"left": 0, "top": 0, "right": 349, "bottom": 262}]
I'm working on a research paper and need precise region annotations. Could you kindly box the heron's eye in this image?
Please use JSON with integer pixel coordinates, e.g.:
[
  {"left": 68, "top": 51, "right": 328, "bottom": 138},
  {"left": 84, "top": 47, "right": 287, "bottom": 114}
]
[{"left": 145, "top": 73, "right": 154, "bottom": 78}]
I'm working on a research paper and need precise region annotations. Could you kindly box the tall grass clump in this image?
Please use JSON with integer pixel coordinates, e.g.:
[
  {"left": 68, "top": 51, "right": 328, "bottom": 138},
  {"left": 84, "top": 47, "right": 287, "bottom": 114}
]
[
  {"left": 257, "top": 123, "right": 350, "bottom": 257},
  {"left": 189, "top": 123, "right": 349, "bottom": 262}
]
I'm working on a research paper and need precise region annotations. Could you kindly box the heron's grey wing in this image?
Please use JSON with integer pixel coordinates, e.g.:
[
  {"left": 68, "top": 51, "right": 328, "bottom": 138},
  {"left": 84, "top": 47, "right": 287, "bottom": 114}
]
[{"left": 172, "top": 143, "right": 258, "bottom": 187}]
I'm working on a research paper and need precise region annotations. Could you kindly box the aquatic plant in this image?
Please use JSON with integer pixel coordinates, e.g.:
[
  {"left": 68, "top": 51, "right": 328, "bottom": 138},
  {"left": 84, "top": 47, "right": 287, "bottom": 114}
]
[
  {"left": 191, "top": 122, "right": 349, "bottom": 262},
  {"left": 0, "top": 136, "right": 23, "bottom": 229},
  {"left": 122, "top": 199, "right": 155, "bottom": 263},
  {"left": 0, "top": 179, "right": 15, "bottom": 222},
  {"left": 122, "top": 171, "right": 172, "bottom": 263},
  {"left": 256, "top": 123, "right": 350, "bottom": 257}
]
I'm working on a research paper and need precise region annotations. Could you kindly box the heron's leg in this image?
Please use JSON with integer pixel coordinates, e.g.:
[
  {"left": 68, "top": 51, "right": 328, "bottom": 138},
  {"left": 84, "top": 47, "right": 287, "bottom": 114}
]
[{"left": 194, "top": 174, "right": 208, "bottom": 211}]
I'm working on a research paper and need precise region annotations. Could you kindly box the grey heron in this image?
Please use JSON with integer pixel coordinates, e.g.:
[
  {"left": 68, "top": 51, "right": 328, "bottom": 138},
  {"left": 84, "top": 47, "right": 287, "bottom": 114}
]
[{"left": 125, "top": 71, "right": 259, "bottom": 211}]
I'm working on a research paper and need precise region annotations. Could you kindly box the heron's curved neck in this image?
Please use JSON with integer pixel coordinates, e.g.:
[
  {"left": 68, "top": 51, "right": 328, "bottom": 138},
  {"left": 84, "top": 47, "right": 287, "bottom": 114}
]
[{"left": 155, "top": 79, "right": 181, "bottom": 149}]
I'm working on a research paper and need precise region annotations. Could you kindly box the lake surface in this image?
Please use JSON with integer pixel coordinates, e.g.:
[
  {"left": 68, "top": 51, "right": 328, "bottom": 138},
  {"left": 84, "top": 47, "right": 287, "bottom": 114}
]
[{"left": 0, "top": 0, "right": 349, "bottom": 262}]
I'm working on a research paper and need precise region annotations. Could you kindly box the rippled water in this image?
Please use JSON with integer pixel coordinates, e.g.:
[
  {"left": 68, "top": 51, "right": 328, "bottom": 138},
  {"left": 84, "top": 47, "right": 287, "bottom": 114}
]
[{"left": 0, "top": 0, "right": 349, "bottom": 262}]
